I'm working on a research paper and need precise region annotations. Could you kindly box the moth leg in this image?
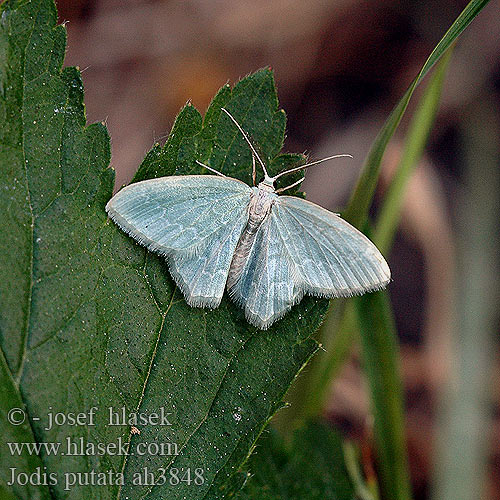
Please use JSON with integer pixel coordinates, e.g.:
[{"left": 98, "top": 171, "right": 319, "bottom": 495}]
[{"left": 252, "top": 154, "right": 256, "bottom": 186}]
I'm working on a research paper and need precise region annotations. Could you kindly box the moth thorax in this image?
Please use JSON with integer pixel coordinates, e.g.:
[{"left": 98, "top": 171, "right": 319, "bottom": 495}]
[{"left": 248, "top": 188, "right": 275, "bottom": 224}]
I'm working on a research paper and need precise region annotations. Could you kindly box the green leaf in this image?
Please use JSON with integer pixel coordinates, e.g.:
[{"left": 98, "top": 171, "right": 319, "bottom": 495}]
[
  {"left": 355, "top": 292, "right": 410, "bottom": 500},
  {"left": 0, "top": 350, "right": 51, "bottom": 500},
  {"left": 235, "top": 420, "right": 356, "bottom": 500},
  {"left": 132, "top": 102, "right": 202, "bottom": 183},
  {"left": 0, "top": 3, "right": 329, "bottom": 500}
]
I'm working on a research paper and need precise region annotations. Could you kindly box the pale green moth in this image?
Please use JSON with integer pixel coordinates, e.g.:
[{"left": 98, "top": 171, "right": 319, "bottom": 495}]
[{"left": 106, "top": 109, "right": 390, "bottom": 329}]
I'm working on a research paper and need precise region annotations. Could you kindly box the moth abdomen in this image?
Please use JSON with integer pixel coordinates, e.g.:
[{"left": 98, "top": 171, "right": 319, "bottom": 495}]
[{"left": 227, "top": 188, "right": 275, "bottom": 290}]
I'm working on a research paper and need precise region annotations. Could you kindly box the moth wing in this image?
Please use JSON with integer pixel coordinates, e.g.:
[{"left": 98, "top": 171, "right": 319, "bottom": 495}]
[
  {"left": 168, "top": 219, "right": 248, "bottom": 307},
  {"left": 106, "top": 175, "right": 252, "bottom": 253},
  {"left": 106, "top": 175, "right": 252, "bottom": 307},
  {"left": 228, "top": 214, "right": 302, "bottom": 330},
  {"left": 273, "top": 196, "right": 391, "bottom": 297},
  {"left": 228, "top": 195, "right": 390, "bottom": 330}
]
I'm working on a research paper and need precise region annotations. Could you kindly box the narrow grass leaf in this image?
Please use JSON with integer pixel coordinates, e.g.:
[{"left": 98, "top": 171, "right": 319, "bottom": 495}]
[
  {"left": 374, "top": 48, "right": 453, "bottom": 254},
  {"left": 343, "top": 0, "right": 491, "bottom": 229},
  {"left": 297, "top": 0, "right": 491, "bottom": 427},
  {"left": 355, "top": 291, "right": 411, "bottom": 500}
]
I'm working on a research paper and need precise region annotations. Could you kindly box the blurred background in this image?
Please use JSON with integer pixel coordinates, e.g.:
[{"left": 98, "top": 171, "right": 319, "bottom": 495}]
[{"left": 57, "top": 1, "right": 500, "bottom": 498}]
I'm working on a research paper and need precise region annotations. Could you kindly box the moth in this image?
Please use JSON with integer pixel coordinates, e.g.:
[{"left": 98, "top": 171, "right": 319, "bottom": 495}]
[{"left": 106, "top": 108, "right": 390, "bottom": 329}]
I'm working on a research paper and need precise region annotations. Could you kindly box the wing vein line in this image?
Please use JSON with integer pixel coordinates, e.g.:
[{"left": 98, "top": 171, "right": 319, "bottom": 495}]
[{"left": 279, "top": 205, "right": 357, "bottom": 290}]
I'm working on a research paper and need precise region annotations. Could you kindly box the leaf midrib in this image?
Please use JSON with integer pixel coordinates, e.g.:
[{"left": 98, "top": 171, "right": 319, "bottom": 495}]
[
  {"left": 15, "top": 0, "right": 42, "bottom": 388},
  {"left": 114, "top": 267, "right": 172, "bottom": 500},
  {"left": 129, "top": 321, "right": 257, "bottom": 500},
  {"left": 7, "top": 3, "right": 59, "bottom": 500}
]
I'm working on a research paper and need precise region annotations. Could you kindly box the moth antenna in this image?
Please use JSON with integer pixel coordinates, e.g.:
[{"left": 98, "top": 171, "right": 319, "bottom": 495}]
[
  {"left": 221, "top": 108, "right": 270, "bottom": 178},
  {"left": 275, "top": 176, "right": 305, "bottom": 194},
  {"left": 272, "top": 154, "right": 353, "bottom": 181},
  {"left": 195, "top": 160, "right": 227, "bottom": 178}
]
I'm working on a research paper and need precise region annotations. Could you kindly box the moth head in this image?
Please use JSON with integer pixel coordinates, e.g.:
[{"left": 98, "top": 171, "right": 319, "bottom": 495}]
[{"left": 258, "top": 175, "right": 276, "bottom": 192}]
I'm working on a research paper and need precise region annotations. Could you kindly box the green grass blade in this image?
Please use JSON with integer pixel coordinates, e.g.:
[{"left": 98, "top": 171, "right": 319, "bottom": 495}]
[
  {"left": 355, "top": 291, "right": 411, "bottom": 500},
  {"left": 374, "top": 47, "right": 453, "bottom": 255},
  {"left": 350, "top": 47, "right": 452, "bottom": 500},
  {"left": 343, "top": 0, "right": 491, "bottom": 229},
  {"left": 343, "top": 440, "right": 379, "bottom": 500},
  {"left": 314, "top": 52, "right": 451, "bottom": 500},
  {"left": 295, "top": 299, "right": 354, "bottom": 421},
  {"left": 296, "top": 0, "right": 490, "bottom": 426},
  {"left": 339, "top": 54, "right": 452, "bottom": 500}
]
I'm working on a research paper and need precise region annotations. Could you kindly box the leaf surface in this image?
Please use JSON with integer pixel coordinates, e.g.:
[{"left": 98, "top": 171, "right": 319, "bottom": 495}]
[
  {"left": 0, "top": 2, "right": 328, "bottom": 499},
  {"left": 235, "top": 420, "right": 355, "bottom": 500}
]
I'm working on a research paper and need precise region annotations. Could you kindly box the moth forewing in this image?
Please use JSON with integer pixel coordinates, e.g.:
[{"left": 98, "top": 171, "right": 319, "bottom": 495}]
[{"left": 106, "top": 108, "right": 390, "bottom": 329}]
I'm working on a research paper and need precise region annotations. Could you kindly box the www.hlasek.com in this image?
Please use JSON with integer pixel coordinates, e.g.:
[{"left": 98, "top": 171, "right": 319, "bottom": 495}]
[{"left": 7, "top": 436, "right": 179, "bottom": 457}]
